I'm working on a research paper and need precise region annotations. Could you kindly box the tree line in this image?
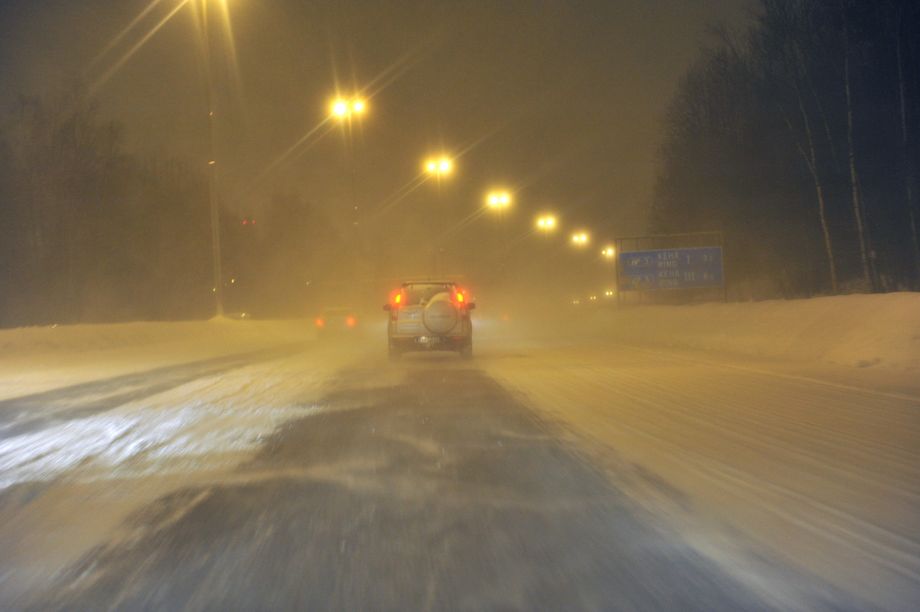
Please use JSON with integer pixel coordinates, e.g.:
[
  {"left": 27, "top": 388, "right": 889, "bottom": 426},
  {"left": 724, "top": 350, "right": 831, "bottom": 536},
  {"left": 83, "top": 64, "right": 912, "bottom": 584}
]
[
  {"left": 652, "top": 0, "right": 920, "bottom": 297},
  {"left": 0, "top": 91, "right": 344, "bottom": 327}
]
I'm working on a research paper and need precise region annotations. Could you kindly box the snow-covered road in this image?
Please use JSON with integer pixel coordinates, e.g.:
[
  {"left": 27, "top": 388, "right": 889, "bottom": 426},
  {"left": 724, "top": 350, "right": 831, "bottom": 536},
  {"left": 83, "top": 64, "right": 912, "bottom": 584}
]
[
  {"left": 0, "top": 308, "right": 917, "bottom": 610},
  {"left": 481, "top": 335, "right": 920, "bottom": 611}
]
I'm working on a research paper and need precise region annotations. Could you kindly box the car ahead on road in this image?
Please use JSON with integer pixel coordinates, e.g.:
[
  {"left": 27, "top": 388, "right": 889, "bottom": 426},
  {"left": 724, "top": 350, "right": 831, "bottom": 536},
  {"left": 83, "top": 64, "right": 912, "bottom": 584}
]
[
  {"left": 384, "top": 282, "right": 475, "bottom": 359},
  {"left": 314, "top": 306, "right": 360, "bottom": 336}
]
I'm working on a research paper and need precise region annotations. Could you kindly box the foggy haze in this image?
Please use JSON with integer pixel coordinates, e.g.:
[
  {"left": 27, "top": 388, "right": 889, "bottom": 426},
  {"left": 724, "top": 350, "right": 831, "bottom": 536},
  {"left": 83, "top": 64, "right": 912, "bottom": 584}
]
[
  {"left": 0, "top": 0, "right": 757, "bottom": 308},
  {"left": 1, "top": 3, "right": 920, "bottom": 610}
]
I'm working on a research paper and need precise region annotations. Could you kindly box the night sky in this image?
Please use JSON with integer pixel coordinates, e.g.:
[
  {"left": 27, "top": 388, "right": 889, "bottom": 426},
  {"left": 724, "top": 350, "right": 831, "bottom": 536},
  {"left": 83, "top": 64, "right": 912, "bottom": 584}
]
[{"left": 0, "top": 0, "right": 758, "bottom": 285}]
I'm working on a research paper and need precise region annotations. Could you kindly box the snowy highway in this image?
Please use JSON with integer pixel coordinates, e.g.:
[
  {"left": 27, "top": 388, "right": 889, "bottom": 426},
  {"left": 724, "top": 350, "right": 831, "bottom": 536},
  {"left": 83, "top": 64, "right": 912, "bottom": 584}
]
[
  {"left": 5, "top": 0, "right": 920, "bottom": 609},
  {"left": 0, "top": 315, "right": 918, "bottom": 610}
]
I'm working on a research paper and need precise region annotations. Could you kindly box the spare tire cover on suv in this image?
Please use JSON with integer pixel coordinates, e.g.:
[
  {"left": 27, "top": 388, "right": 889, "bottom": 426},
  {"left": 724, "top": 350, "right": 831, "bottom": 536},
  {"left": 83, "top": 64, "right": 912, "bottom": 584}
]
[{"left": 422, "top": 293, "right": 458, "bottom": 334}]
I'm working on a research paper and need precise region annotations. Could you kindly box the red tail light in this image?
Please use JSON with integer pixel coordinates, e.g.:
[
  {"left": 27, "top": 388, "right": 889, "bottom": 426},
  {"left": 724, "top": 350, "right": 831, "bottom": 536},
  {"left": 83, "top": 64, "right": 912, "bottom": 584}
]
[
  {"left": 389, "top": 289, "right": 404, "bottom": 308},
  {"left": 315, "top": 317, "right": 325, "bottom": 328},
  {"left": 453, "top": 288, "right": 469, "bottom": 306},
  {"left": 346, "top": 315, "right": 357, "bottom": 328}
]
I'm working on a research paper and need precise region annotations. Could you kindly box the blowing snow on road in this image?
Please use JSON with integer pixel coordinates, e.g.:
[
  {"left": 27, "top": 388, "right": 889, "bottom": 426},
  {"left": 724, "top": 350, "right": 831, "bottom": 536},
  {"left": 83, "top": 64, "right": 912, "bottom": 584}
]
[
  {"left": 0, "top": 296, "right": 918, "bottom": 611},
  {"left": 4, "top": 1, "right": 920, "bottom": 609}
]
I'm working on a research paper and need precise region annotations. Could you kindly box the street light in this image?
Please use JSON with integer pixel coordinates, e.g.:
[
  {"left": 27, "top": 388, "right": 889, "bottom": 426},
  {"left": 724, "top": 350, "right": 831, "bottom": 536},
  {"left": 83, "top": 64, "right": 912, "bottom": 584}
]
[
  {"left": 329, "top": 95, "right": 368, "bottom": 232},
  {"left": 197, "top": 0, "right": 228, "bottom": 317},
  {"left": 330, "top": 96, "right": 368, "bottom": 120},
  {"left": 424, "top": 155, "right": 454, "bottom": 177},
  {"left": 485, "top": 190, "right": 512, "bottom": 211},
  {"left": 535, "top": 214, "right": 557, "bottom": 232},
  {"left": 423, "top": 154, "right": 454, "bottom": 274},
  {"left": 571, "top": 231, "right": 590, "bottom": 246},
  {"left": 601, "top": 245, "right": 616, "bottom": 259}
]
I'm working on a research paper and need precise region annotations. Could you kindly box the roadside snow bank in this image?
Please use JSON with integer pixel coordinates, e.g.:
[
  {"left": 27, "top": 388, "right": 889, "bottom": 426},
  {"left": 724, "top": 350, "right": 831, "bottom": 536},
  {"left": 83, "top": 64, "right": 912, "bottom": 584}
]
[
  {"left": 0, "top": 318, "right": 310, "bottom": 357},
  {"left": 0, "top": 318, "right": 313, "bottom": 399},
  {"left": 588, "top": 292, "right": 920, "bottom": 371}
]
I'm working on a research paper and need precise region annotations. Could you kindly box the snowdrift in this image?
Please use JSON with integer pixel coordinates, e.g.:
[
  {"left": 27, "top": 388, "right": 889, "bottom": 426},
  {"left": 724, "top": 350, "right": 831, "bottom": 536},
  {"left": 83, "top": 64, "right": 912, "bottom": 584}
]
[
  {"left": 0, "top": 317, "right": 311, "bottom": 358},
  {"left": 0, "top": 318, "right": 314, "bottom": 400},
  {"left": 585, "top": 292, "right": 920, "bottom": 371}
]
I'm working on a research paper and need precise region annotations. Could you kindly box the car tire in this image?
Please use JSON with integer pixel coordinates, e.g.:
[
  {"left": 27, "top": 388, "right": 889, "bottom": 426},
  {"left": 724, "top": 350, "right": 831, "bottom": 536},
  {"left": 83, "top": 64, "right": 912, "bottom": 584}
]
[
  {"left": 459, "top": 340, "right": 473, "bottom": 360},
  {"left": 388, "top": 344, "right": 402, "bottom": 360}
]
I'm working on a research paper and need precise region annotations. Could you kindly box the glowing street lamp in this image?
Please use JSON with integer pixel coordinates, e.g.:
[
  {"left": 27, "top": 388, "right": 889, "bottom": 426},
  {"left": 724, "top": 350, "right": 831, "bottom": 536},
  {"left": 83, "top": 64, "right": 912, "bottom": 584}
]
[
  {"left": 485, "top": 190, "right": 512, "bottom": 211},
  {"left": 422, "top": 154, "right": 455, "bottom": 274},
  {"left": 329, "top": 95, "right": 368, "bottom": 232},
  {"left": 535, "top": 214, "right": 557, "bottom": 232},
  {"left": 601, "top": 245, "right": 616, "bottom": 259},
  {"left": 424, "top": 155, "right": 454, "bottom": 177},
  {"left": 571, "top": 231, "right": 590, "bottom": 246},
  {"left": 329, "top": 96, "right": 368, "bottom": 120},
  {"left": 196, "top": 0, "right": 241, "bottom": 317}
]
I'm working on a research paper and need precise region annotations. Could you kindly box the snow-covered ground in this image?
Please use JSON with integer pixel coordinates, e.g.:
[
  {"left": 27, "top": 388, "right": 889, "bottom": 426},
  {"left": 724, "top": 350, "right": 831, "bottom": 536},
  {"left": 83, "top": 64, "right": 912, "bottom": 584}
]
[
  {"left": 0, "top": 317, "right": 315, "bottom": 400},
  {"left": 0, "top": 322, "right": 365, "bottom": 599},
  {"left": 578, "top": 291, "right": 920, "bottom": 372},
  {"left": 479, "top": 293, "right": 920, "bottom": 611},
  {"left": 0, "top": 319, "right": 338, "bottom": 489},
  {"left": 0, "top": 295, "right": 918, "bottom": 609}
]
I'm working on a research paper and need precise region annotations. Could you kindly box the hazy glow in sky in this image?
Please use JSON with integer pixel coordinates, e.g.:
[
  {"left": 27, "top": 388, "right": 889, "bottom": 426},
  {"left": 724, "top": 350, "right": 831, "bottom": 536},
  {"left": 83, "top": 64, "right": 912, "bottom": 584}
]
[{"left": 0, "top": 0, "right": 758, "bottom": 266}]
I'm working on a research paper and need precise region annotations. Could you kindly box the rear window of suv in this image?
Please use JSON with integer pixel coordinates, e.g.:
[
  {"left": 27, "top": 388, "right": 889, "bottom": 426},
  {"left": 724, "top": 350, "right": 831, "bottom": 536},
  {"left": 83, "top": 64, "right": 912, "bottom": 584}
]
[{"left": 403, "top": 284, "right": 453, "bottom": 305}]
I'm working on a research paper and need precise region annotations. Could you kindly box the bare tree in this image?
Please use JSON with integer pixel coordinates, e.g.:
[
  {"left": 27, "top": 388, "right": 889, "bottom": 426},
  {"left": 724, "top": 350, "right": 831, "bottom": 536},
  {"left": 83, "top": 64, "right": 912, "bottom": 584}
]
[
  {"left": 889, "top": 1, "right": 920, "bottom": 283},
  {"left": 782, "top": 79, "right": 838, "bottom": 293},
  {"left": 768, "top": 1, "right": 839, "bottom": 292},
  {"left": 841, "top": 8, "right": 873, "bottom": 289}
]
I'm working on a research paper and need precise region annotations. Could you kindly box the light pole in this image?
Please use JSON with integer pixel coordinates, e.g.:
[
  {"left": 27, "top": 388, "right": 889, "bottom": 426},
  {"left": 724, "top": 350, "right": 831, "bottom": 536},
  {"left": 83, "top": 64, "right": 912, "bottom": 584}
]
[
  {"left": 199, "top": 0, "right": 223, "bottom": 317},
  {"left": 485, "top": 189, "right": 513, "bottom": 279},
  {"left": 600, "top": 243, "right": 621, "bottom": 306},
  {"left": 329, "top": 95, "right": 367, "bottom": 235},
  {"left": 535, "top": 213, "right": 558, "bottom": 282},
  {"left": 423, "top": 155, "right": 454, "bottom": 275}
]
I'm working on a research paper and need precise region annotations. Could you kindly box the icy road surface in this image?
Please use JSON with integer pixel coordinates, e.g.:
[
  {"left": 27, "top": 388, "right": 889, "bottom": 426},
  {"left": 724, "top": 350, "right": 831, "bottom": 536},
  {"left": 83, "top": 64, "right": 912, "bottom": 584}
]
[{"left": 0, "top": 319, "right": 917, "bottom": 610}]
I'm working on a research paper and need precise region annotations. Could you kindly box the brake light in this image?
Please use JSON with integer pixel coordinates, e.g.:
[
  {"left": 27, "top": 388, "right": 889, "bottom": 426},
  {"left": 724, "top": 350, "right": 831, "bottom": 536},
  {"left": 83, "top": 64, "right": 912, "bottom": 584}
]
[
  {"left": 315, "top": 317, "right": 325, "bottom": 328},
  {"left": 346, "top": 315, "right": 357, "bottom": 328},
  {"left": 453, "top": 287, "right": 469, "bottom": 306}
]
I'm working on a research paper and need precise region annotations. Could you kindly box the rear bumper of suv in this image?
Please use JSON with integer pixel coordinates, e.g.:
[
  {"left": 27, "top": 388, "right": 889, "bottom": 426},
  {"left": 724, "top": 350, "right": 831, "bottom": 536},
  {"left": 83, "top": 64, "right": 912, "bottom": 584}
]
[{"left": 389, "top": 335, "right": 470, "bottom": 351}]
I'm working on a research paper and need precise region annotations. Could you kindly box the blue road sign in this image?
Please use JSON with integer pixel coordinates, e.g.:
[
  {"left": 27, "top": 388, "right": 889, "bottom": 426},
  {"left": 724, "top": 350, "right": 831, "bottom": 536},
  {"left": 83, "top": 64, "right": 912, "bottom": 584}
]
[{"left": 619, "top": 246, "right": 723, "bottom": 290}]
